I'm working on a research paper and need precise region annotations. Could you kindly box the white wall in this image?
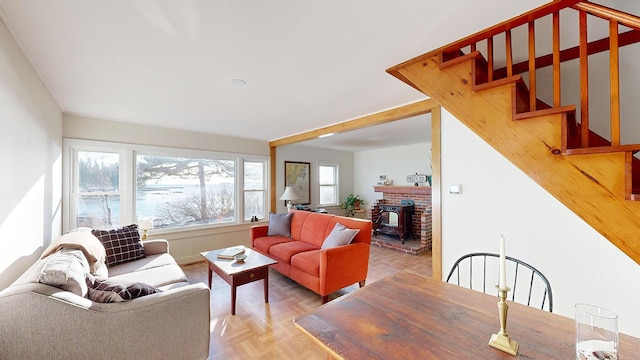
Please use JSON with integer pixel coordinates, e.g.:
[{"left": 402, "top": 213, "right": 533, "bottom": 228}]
[
  {"left": 440, "top": 108, "right": 640, "bottom": 337},
  {"left": 276, "top": 144, "right": 354, "bottom": 214},
  {"left": 354, "top": 143, "right": 431, "bottom": 208},
  {"left": 64, "top": 114, "right": 269, "bottom": 155},
  {"left": 0, "top": 18, "right": 63, "bottom": 289}
]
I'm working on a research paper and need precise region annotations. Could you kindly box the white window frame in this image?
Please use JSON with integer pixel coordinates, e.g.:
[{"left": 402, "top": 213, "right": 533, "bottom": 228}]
[
  {"left": 63, "top": 141, "right": 133, "bottom": 231},
  {"left": 63, "top": 138, "right": 269, "bottom": 233},
  {"left": 318, "top": 162, "right": 339, "bottom": 206},
  {"left": 242, "top": 159, "right": 268, "bottom": 221}
]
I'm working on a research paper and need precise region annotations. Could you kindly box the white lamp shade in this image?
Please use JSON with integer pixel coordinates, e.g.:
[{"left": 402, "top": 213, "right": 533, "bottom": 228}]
[
  {"left": 279, "top": 186, "right": 299, "bottom": 201},
  {"left": 139, "top": 219, "right": 154, "bottom": 230}
]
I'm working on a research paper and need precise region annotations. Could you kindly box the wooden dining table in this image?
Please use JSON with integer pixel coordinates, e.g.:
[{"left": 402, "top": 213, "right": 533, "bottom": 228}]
[{"left": 294, "top": 271, "right": 640, "bottom": 359}]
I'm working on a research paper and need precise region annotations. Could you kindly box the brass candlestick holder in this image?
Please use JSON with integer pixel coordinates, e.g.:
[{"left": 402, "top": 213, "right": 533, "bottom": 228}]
[{"left": 488, "top": 286, "right": 519, "bottom": 356}]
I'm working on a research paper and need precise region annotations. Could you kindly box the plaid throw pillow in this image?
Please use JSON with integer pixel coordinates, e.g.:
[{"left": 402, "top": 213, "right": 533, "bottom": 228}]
[
  {"left": 86, "top": 275, "right": 158, "bottom": 303},
  {"left": 92, "top": 224, "right": 144, "bottom": 267}
]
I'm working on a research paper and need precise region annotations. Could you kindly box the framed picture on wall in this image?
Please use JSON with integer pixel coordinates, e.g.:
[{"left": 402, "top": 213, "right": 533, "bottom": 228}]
[{"left": 284, "top": 161, "right": 310, "bottom": 205}]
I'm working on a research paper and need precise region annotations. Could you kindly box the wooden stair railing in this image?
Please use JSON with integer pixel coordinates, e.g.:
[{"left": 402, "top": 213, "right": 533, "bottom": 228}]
[
  {"left": 387, "top": 1, "right": 640, "bottom": 264},
  {"left": 455, "top": 49, "right": 640, "bottom": 180},
  {"left": 392, "top": 0, "right": 640, "bottom": 199}
]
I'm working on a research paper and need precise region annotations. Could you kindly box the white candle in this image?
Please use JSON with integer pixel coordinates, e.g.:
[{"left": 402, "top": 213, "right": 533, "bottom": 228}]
[{"left": 499, "top": 234, "right": 507, "bottom": 289}]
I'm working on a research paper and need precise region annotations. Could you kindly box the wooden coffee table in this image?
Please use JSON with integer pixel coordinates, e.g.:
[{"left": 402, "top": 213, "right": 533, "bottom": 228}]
[{"left": 200, "top": 246, "right": 277, "bottom": 315}]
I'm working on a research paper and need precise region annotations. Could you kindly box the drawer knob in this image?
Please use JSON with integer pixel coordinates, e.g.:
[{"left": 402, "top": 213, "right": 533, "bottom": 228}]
[{"left": 250, "top": 273, "right": 255, "bottom": 279}]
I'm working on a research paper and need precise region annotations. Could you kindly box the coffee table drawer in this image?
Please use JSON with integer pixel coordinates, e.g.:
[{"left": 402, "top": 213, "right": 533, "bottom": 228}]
[{"left": 233, "top": 267, "right": 268, "bottom": 286}]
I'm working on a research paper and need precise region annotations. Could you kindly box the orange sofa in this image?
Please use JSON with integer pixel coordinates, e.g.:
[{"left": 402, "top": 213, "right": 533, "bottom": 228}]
[{"left": 250, "top": 210, "right": 372, "bottom": 303}]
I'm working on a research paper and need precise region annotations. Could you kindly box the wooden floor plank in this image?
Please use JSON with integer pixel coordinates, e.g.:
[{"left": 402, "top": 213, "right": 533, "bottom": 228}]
[{"left": 181, "top": 244, "right": 432, "bottom": 360}]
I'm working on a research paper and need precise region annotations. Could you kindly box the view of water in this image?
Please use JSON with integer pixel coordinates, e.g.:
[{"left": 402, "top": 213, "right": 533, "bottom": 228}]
[{"left": 77, "top": 183, "right": 240, "bottom": 229}]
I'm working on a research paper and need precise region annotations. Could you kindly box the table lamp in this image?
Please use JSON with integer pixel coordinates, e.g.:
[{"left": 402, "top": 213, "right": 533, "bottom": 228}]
[
  {"left": 139, "top": 219, "right": 154, "bottom": 240},
  {"left": 280, "top": 186, "right": 299, "bottom": 210}
]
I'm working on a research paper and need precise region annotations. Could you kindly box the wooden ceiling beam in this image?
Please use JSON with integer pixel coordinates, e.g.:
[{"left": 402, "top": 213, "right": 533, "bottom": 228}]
[{"left": 268, "top": 98, "right": 438, "bottom": 148}]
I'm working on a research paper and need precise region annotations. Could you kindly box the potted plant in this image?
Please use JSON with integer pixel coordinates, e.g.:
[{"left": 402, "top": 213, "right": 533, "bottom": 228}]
[{"left": 340, "top": 194, "right": 365, "bottom": 217}]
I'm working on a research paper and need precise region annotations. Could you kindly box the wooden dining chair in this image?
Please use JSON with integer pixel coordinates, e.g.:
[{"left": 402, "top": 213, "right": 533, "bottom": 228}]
[{"left": 445, "top": 252, "right": 553, "bottom": 312}]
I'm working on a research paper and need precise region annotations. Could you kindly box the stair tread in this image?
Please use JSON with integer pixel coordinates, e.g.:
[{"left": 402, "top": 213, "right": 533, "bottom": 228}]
[
  {"left": 440, "top": 50, "right": 484, "bottom": 70},
  {"left": 473, "top": 75, "right": 522, "bottom": 92},
  {"left": 514, "top": 105, "right": 576, "bottom": 120},
  {"left": 566, "top": 144, "right": 640, "bottom": 155}
]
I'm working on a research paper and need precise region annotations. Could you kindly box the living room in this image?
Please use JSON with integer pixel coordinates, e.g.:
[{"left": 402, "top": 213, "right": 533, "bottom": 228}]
[{"left": 2, "top": 1, "right": 640, "bottom": 359}]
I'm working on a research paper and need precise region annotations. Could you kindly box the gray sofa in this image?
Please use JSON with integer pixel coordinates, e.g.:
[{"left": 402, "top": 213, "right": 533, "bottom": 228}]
[{"left": 0, "top": 239, "right": 211, "bottom": 360}]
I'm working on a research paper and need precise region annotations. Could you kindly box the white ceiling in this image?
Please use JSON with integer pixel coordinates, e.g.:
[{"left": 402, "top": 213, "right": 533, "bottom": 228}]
[
  {"left": 0, "top": 0, "right": 548, "bottom": 149},
  {"left": 300, "top": 113, "right": 431, "bottom": 152}
]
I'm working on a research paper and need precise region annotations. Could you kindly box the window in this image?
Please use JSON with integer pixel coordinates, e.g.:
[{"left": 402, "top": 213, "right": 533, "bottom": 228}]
[
  {"left": 318, "top": 163, "right": 338, "bottom": 206},
  {"left": 73, "top": 151, "right": 123, "bottom": 229},
  {"left": 136, "top": 155, "right": 236, "bottom": 229},
  {"left": 64, "top": 139, "right": 268, "bottom": 232},
  {"left": 243, "top": 161, "right": 266, "bottom": 221}
]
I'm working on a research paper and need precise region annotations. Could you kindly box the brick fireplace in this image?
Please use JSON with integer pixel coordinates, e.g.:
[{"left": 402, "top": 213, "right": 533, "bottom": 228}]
[{"left": 370, "top": 186, "right": 432, "bottom": 254}]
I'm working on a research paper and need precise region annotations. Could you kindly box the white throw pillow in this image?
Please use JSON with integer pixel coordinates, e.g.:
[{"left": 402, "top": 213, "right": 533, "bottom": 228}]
[
  {"left": 40, "top": 231, "right": 107, "bottom": 276},
  {"left": 321, "top": 222, "right": 360, "bottom": 249},
  {"left": 37, "top": 249, "right": 90, "bottom": 297}
]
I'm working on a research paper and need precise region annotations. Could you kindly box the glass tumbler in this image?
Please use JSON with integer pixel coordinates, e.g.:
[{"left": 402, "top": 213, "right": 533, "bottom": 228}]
[{"left": 575, "top": 303, "right": 619, "bottom": 360}]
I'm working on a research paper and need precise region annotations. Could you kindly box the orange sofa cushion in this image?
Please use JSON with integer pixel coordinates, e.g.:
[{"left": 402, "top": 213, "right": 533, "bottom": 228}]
[
  {"left": 291, "top": 249, "right": 320, "bottom": 277},
  {"left": 293, "top": 213, "right": 333, "bottom": 248},
  {"left": 253, "top": 236, "right": 295, "bottom": 254},
  {"left": 270, "top": 241, "right": 318, "bottom": 263}
]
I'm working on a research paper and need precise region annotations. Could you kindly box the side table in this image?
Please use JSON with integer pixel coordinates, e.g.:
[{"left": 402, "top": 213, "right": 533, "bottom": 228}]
[{"left": 200, "top": 246, "right": 277, "bottom": 315}]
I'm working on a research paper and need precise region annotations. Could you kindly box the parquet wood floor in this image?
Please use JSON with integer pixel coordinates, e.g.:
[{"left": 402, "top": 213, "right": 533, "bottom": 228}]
[{"left": 181, "top": 244, "right": 432, "bottom": 360}]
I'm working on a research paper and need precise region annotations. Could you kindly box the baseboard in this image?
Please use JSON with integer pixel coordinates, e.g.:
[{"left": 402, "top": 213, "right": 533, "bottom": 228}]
[{"left": 176, "top": 254, "right": 205, "bottom": 265}]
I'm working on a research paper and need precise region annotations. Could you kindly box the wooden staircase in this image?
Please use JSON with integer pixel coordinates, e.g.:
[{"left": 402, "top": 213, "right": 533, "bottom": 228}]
[{"left": 388, "top": 1, "right": 640, "bottom": 264}]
